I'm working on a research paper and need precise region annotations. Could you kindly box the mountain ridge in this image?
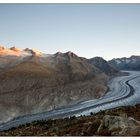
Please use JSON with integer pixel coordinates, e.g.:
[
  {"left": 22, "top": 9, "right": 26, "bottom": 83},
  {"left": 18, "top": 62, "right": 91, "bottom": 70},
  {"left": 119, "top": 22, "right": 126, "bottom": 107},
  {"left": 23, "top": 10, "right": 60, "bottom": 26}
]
[
  {"left": 109, "top": 55, "right": 140, "bottom": 70},
  {"left": 88, "top": 57, "right": 119, "bottom": 76},
  {"left": 0, "top": 45, "right": 108, "bottom": 123}
]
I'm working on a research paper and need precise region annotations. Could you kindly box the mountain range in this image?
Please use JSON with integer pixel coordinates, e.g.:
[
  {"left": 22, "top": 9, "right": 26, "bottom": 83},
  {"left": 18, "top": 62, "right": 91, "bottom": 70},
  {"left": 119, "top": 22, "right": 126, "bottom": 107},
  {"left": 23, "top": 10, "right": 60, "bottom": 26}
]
[
  {"left": 0, "top": 46, "right": 108, "bottom": 123},
  {"left": 109, "top": 55, "right": 140, "bottom": 70},
  {"left": 0, "top": 45, "right": 139, "bottom": 124}
]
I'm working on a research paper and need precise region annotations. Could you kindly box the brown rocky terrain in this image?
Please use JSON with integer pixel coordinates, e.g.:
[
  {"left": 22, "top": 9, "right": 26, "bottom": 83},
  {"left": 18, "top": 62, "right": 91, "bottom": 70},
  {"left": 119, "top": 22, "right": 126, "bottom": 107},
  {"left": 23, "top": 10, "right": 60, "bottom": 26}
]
[
  {"left": 0, "top": 46, "right": 108, "bottom": 123},
  {"left": 0, "top": 104, "right": 140, "bottom": 136}
]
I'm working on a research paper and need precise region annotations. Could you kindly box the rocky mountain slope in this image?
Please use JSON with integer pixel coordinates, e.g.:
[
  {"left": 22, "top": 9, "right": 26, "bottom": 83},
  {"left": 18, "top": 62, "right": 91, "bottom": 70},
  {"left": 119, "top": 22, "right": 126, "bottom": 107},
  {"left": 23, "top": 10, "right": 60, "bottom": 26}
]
[
  {"left": 109, "top": 55, "right": 140, "bottom": 70},
  {"left": 0, "top": 45, "right": 108, "bottom": 123},
  {"left": 88, "top": 57, "right": 119, "bottom": 76},
  {"left": 1, "top": 104, "right": 140, "bottom": 136}
]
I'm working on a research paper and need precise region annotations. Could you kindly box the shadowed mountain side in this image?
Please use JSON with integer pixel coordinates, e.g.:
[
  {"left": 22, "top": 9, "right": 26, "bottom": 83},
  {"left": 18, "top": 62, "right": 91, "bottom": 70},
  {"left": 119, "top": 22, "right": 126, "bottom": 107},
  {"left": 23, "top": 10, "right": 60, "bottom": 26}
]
[
  {"left": 0, "top": 51, "right": 108, "bottom": 123},
  {"left": 88, "top": 57, "right": 120, "bottom": 76}
]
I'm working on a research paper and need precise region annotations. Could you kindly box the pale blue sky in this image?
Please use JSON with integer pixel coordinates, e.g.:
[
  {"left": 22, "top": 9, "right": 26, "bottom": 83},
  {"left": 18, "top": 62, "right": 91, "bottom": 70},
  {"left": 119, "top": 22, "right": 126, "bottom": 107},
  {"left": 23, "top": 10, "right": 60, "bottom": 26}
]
[{"left": 0, "top": 4, "right": 140, "bottom": 60}]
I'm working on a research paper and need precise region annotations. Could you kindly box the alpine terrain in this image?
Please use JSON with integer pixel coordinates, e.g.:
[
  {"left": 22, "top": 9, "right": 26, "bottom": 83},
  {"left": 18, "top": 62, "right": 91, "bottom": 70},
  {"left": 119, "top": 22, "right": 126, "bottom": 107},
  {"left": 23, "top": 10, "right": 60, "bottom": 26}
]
[
  {"left": 1, "top": 45, "right": 140, "bottom": 136},
  {"left": 109, "top": 55, "right": 140, "bottom": 70},
  {"left": 0, "top": 45, "right": 108, "bottom": 123}
]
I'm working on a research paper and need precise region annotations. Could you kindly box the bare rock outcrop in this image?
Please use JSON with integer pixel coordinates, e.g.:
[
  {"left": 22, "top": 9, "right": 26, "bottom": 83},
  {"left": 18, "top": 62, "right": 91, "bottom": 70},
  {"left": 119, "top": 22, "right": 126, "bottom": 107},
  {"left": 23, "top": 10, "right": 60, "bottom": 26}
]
[
  {"left": 97, "top": 115, "right": 140, "bottom": 136},
  {"left": 0, "top": 45, "right": 5, "bottom": 50},
  {"left": 10, "top": 46, "right": 20, "bottom": 52},
  {"left": 24, "top": 48, "right": 42, "bottom": 56}
]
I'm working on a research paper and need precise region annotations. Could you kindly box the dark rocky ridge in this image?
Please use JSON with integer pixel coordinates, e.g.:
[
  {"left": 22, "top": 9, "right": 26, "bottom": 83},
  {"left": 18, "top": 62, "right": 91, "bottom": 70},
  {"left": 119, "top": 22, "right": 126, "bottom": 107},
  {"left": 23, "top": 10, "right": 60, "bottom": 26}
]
[{"left": 88, "top": 57, "right": 120, "bottom": 76}]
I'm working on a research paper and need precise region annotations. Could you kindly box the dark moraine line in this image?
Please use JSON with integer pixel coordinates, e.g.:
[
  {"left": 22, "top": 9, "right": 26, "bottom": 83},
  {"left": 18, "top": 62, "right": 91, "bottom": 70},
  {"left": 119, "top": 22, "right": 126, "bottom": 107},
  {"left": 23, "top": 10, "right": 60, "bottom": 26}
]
[{"left": 0, "top": 75, "right": 139, "bottom": 131}]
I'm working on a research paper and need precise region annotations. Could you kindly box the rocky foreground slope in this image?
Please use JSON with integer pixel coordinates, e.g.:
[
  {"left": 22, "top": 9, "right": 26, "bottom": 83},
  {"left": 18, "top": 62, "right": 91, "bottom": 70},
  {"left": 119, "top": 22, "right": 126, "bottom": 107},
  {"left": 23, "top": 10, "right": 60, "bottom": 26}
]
[
  {"left": 0, "top": 104, "right": 140, "bottom": 136},
  {"left": 0, "top": 45, "right": 108, "bottom": 123}
]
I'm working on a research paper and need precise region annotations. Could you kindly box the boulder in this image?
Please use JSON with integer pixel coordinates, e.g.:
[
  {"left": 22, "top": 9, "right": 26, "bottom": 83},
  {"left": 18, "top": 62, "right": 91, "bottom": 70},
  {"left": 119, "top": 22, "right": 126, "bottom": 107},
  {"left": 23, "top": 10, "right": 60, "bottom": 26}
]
[{"left": 97, "top": 115, "right": 140, "bottom": 136}]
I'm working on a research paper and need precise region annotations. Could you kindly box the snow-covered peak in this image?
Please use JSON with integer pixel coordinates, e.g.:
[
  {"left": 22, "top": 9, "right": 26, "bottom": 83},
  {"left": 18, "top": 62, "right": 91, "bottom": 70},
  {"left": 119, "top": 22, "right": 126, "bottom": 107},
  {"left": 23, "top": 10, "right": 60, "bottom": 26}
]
[
  {"left": 0, "top": 45, "right": 5, "bottom": 50},
  {"left": 24, "top": 48, "right": 42, "bottom": 56},
  {"left": 10, "top": 46, "right": 21, "bottom": 52},
  {"left": 115, "top": 59, "right": 121, "bottom": 64},
  {"left": 0, "top": 46, "right": 43, "bottom": 57},
  {"left": 0, "top": 46, "right": 21, "bottom": 56}
]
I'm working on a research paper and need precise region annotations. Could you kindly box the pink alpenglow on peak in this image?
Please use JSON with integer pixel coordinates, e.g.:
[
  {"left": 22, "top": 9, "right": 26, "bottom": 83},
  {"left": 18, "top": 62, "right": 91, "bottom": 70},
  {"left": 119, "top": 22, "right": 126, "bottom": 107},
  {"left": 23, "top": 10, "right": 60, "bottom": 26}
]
[
  {"left": 0, "top": 45, "right": 5, "bottom": 50},
  {"left": 0, "top": 45, "right": 21, "bottom": 56},
  {"left": 24, "top": 48, "right": 42, "bottom": 56},
  {"left": 0, "top": 45, "right": 43, "bottom": 57},
  {"left": 32, "top": 49, "right": 42, "bottom": 56},
  {"left": 10, "top": 46, "right": 21, "bottom": 52}
]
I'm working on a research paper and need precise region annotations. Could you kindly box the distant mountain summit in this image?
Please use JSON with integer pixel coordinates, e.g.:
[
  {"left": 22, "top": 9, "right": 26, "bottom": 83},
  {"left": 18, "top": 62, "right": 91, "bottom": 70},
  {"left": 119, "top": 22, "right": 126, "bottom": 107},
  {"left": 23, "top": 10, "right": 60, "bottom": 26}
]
[
  {"left": 10, "top": 46, "right": 21, "bottom": 52},
  {"left": 109, "top": 55, "right": 140, "bottom": 70},
  {"left": 0, "top": 45, "right": 5, "bottom": 50},
  {"left": 24, "top": 48, "right": 42, "bottom": 56},
  {"left": 0, "top": 46, "right": 42, "bottom": 56},
  {"left": 88, "top": 57, "right": 119, "bottom": 76},
  {"left": 0, "top": 45, "right": 21, "bottom": 56}
]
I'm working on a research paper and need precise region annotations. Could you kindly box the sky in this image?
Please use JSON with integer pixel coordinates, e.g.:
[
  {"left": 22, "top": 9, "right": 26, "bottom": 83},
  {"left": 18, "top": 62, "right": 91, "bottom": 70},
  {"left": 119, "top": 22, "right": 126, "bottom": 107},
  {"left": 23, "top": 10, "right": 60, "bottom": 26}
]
[{"left": 0, "top": 4, "right": 140, "bottom": 60}]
